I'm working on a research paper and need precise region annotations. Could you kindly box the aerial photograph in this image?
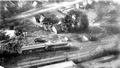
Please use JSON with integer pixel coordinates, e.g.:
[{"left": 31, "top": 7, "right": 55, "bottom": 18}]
[{"left": 0, "top": 0, "right": 120, "bottom": 68}]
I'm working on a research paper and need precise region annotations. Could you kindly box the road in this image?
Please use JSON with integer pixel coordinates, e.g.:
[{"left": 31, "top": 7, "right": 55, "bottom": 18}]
[{"left": 3, "top": 0, "right": 84, "bottom": 21}]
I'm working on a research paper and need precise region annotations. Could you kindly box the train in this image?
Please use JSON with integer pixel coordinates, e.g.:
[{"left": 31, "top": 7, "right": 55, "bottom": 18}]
[{"left": 0, "top": 34, "right": 70, "bottom": 54}]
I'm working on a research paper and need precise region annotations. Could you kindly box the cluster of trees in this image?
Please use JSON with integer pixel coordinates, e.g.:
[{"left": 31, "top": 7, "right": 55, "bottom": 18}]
[{"left": 92, "top": 1, "right": 119, "bottom": 22}]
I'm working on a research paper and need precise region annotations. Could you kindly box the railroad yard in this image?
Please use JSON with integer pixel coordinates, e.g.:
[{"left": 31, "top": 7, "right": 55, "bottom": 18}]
[{"left": 1, "top": 0, "right": 120, "bottom": 68}]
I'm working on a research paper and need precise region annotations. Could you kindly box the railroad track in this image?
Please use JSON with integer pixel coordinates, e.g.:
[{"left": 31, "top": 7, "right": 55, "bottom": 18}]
[{"left": 14, "top": 39, "right": 114, "bottom": 68}]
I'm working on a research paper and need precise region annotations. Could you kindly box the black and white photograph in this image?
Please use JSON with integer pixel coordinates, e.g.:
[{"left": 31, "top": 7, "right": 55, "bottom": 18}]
[{"left": 0, "top": 0, "right": 120, "bottom": 68}]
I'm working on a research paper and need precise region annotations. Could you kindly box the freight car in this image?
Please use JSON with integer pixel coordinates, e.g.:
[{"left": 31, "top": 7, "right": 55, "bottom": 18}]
[{"left": 0, "top": 35, "right": 70, "bottom": 54}]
